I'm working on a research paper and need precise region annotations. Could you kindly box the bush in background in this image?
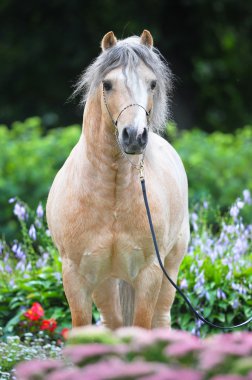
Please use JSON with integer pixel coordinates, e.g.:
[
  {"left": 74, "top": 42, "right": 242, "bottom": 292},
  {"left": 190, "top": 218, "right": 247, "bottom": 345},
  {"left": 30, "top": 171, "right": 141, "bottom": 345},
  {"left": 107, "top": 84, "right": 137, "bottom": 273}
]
[
  {"left": 172, "top": 125, "right": 252, "bottom": 209},
  {"left": 1, "top": 118, "right": 252, "bottom": 239},
  {"left": 0, "top": 117, "right": 80, "bottom": 239},
  {"left": 1, "top": 190, "right": 251, "bottom": 339}
]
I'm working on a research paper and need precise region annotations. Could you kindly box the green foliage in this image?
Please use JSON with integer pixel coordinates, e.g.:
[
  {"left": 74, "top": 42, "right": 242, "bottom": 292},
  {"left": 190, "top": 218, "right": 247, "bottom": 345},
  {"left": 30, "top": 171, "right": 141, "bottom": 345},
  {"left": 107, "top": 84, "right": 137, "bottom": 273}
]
[
  {"left": 1, "top": 191, "right": 251, "bottom": 339},
  {"left": 0, "top": 117, "right": 80, "bottom": 239},
  {"left": 172, "top": 196, "right": 252, "bottom": 336},
  {"left": 172, "top": 125, "right": 252, "bottom": 209},
  {"left": 0, "top": 198, "right": 71, "bottom": 337},
  {"left": 1, "top": 118, "right": 252, "bottom": 238}
]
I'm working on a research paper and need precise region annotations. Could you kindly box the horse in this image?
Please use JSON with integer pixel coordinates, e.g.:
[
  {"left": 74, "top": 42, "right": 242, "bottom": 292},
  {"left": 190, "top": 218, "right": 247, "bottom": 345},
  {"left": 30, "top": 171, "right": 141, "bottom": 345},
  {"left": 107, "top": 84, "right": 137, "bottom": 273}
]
[{"left": 46, "top": 30, "right": 190, "bottom": 330}]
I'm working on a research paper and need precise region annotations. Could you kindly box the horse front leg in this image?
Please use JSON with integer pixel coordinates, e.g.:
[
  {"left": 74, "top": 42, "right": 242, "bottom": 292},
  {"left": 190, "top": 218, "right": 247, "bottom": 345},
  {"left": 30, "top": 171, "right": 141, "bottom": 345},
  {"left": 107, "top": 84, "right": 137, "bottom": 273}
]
[
  {"left": 62, "top": 258, "right": 93, "bottom": 327},
  {"left": 133, "top": 263, "right": 163, "bottom": 329}
]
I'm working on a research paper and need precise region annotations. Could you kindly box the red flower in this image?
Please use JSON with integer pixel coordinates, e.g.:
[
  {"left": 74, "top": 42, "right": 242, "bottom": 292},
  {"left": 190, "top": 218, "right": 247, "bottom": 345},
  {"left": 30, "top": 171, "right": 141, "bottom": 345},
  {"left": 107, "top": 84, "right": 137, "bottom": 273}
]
[
  {"left": 24, "top": 302, "right": 44, "bottom": 321},
  {"left": 61, "top": 328, "right": 69, "bottom": 340},
  {"left": 40, "top": 318, "right": 57, "bottom": 333}
]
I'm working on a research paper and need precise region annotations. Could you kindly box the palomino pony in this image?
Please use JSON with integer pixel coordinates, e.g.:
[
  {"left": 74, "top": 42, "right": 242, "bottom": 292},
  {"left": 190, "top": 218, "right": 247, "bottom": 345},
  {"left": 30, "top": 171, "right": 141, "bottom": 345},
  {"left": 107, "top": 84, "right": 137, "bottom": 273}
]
[{"left": 46, "top": 30, "right": 189, "bottom": 329}]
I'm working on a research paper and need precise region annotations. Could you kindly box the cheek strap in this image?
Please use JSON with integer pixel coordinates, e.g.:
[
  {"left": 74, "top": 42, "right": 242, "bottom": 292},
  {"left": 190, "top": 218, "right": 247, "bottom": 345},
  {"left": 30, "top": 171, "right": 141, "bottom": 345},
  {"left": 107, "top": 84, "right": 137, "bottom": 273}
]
[{"left": 102, "top": 85, "right": 151, "bottom": 128}]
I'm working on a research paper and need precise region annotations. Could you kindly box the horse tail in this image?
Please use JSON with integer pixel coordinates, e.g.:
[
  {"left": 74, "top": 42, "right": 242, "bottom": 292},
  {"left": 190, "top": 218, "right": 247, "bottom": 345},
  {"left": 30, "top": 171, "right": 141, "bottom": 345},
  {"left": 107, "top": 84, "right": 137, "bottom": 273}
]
[{"left": 119, "top": 280, "right": 135, "bottom": 326}]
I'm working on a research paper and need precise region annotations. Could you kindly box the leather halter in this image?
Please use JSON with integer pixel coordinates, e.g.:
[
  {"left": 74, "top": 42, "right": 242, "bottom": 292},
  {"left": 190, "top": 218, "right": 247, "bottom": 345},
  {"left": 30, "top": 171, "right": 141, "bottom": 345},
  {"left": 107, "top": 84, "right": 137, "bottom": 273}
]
[
  {"left": 102, "top": 84, "right": 150, "bottom": 172},
  {"left": 102, "top": 85, "right": 151, "bottom": 128}
]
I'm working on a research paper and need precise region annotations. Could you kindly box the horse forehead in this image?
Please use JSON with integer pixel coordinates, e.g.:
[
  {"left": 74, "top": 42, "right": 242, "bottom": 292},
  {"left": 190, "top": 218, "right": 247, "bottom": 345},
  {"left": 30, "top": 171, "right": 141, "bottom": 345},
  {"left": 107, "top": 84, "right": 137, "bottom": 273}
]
[{"left": 106, "top": 64, "right": 155, "bottom": 84}]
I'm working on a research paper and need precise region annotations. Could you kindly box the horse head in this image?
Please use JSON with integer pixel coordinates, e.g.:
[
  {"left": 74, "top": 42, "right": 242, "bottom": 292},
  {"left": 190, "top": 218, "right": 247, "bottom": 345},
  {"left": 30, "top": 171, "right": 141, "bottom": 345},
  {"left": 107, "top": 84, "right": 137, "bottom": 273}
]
[{"left": 101, "top": 30, "right": 155, "bottom": 155}]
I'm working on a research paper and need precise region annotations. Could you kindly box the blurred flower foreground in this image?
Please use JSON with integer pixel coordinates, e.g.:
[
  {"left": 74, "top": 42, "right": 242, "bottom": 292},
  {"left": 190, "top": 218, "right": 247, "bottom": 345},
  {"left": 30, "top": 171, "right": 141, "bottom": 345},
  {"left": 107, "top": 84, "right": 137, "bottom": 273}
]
[{"left": 15, "top": 326, "right": 252, "bottom": 380}]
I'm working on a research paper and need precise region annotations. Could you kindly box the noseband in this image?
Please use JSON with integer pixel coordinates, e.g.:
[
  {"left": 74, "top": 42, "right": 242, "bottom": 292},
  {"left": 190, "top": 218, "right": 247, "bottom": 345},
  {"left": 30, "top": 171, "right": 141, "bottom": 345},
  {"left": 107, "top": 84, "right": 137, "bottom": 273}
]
[
  {"left": 102, "top": 85, "right": 151, "bottom": 128},
  {"left": 102, "top": 84, "right": 150, "bottom": 173}
]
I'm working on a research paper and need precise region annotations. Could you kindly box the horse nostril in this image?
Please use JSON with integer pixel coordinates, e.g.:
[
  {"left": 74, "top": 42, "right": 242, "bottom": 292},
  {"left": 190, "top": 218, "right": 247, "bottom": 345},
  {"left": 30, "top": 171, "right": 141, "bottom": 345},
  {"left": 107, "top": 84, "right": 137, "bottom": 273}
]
[
  {"left": 138, "top": 128, "right": 148, "bottom": 147},
  {"left": 141, "top": 128, "right": 148, "bottom": 144},
  {"left": 122, "top": 127, "right": 130, "bottom": 145}
]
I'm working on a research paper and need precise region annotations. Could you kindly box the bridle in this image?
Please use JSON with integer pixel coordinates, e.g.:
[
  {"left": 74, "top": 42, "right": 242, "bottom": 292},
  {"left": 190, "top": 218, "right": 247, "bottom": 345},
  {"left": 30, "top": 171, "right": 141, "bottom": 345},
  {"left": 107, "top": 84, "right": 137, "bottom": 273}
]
[
  {"left": 102, "top": 83, "right": 150, "bottom": 176},
  {"left": 102, "top": 82, "right": 252, "bottom": 331}
]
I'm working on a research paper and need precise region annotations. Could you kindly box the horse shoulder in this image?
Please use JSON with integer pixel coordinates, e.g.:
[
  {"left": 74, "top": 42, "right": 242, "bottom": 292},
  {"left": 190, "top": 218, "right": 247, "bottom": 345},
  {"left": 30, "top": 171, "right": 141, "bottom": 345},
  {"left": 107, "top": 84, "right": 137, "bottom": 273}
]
[{"left": 148, "top": 132, "right": 188, "bottom": 191}]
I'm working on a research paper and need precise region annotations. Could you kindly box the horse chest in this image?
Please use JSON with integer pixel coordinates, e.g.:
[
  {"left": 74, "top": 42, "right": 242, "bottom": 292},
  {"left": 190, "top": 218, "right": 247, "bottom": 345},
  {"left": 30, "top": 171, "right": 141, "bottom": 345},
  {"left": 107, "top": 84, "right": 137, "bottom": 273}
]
[{"left": 77, "top": 189, "right": 164, "bottom": 282}]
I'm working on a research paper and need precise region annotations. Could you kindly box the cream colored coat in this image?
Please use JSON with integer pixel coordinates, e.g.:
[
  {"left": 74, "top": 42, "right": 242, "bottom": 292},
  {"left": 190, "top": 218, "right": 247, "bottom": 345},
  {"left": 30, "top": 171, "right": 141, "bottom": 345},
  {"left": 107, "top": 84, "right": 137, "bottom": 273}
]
[{"left": 46, "top": 31, "right": 189, "bottom": 330}]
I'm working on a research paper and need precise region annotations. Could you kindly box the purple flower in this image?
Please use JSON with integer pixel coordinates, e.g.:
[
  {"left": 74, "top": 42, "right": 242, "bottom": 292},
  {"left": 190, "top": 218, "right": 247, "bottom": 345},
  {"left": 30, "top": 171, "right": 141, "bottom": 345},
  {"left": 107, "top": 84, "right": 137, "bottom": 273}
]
[
  {"left": 226, "top": 270, "right": 232, "bottom": 280},
  {"left": 230, "top": 205, "right": 239, "bottom": 219},
  {"left": 5, "top": 264, "right": 12, "bottom": 274},
  {"left": 12, "top": 243, "right": 26, "bottom": 260},
  {"left": 54, "top": 272, "right": 62, "bottom": 284},
  {"left": 35, "top": 218, "right": 42, "bottom": 228},
  {"left": 0, "top": 241, "right": 4, "bottom": 255},
  {"left": 236, "top": 199, "right": 245, "bottom": 209},
  {"left": 4, "top": 252, "right": 9, "bottom": 262},
  {"left": 203, "top": 201, "right": 208, "bottom": 209},
  {"left": 8, "top": 197, "right": 16, "bottom": 203},
  {"left": 191, "top": 212, "right": 198, "bottom": 232},
  {"left": 13, "top": 202, "right": 27, "bottom": 220},
  {"left": 29, "top": 224, "right": 37, "bottom": 240},
  {"left": 231, "top": 283, "right": 247, "bottom": 295},
  {"left": 243, "top": 189, "right": 251, "bottom": 204},
  {"left": 36, "top": 203, "right": 44, "bottom": 218},
  {"left": 191, "top": 318, "right": 204, "bottom": 337},
  {"left": 225, "top": 225, "right": 236, "bottom": 234},
  {"left": 16, "top": 260, "right": 26, "bottom": 272},
  {"left": 194, "top": 271, "right": 205, "bottom": 297},
  {"left": 217, "top": 288, "right": 226, "bottom": 300},
  {"left": 232, "top": 299, "right": 239, "bottom": 309},
  {"left": 36, "top": 252, "right": 49, "bottom": 268},
  {"left": 180, "top": 278, "right": 188, "bottom": 289},
  {"left": 233, "top": 237, "right": 248, "bottom": 257}
]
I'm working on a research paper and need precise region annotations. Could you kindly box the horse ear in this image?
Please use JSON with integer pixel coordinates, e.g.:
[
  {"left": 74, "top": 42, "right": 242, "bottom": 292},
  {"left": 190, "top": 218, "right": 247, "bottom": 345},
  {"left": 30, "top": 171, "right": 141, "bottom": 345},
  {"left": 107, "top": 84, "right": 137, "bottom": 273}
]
[
  {"left": 101, "top": 31, "right": 117, "bottom": 51},
  {"left": 140, "top": 30, "right": 153, "bottom": 48}
]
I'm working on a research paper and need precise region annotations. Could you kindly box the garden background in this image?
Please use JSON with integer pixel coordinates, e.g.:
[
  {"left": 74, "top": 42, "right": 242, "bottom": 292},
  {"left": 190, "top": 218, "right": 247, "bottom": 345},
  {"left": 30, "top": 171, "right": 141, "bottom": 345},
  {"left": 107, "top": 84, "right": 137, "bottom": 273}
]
[{"left": 0, "top": 0, "right": 252, "bottom": 378}]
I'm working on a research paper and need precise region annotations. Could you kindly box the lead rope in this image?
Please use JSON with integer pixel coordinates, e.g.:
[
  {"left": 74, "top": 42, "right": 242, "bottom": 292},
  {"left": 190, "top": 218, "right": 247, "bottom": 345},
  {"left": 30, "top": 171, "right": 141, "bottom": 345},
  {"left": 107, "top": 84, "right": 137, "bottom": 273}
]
[
  {"left": 139, "top": 166, "right": 252, "bottom": 330},
  {"left": 103, "top": 84, "right": 252, "bottom": 329}
]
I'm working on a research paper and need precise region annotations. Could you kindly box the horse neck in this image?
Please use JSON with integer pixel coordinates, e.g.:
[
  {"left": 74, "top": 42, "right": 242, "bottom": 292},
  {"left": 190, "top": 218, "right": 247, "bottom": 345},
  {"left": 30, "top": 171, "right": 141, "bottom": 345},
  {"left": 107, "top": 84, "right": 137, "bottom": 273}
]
[
  {"left": 81, "top": 92, "right": 141, "bottom": 186},
  {"left": 82, "top": 91, "right": 119, "bottom": 167}
]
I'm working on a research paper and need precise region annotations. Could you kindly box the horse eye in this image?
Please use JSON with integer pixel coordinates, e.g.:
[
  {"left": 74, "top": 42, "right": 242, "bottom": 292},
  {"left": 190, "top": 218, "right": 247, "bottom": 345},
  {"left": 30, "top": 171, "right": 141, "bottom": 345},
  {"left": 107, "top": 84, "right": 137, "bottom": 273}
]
[
  {"left": 103, "top": 80, "right": 112, "bottom": 91},
  {"left": 150, "top": 80, "right": 157, "bottom": 90}
]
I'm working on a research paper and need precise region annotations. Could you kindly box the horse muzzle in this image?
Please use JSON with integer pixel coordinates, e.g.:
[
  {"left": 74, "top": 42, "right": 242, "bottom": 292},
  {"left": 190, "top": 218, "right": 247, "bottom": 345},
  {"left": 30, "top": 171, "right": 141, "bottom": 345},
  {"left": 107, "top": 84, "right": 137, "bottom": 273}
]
[{"left": 120, "top": 125, "right": 148, "bottom": 155}]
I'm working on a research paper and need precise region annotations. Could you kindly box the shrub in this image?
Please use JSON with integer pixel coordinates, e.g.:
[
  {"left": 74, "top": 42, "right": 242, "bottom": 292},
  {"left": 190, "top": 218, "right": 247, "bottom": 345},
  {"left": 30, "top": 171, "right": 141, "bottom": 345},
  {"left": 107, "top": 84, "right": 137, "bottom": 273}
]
[
  {"left": 172, "top": 125, "right": 252, "bottom": 210},
  {"left": 1, "top": 191, "right": 251, "bottom": 339},
  {"left": 0, "top": 117, "right": 80, "bottom": 239},
  {"left": 14, "top": 326, "right": 252, "bottom": 380},
  {"left": 0, "top": 198, "right": 99, "bottom": 338},
  {"left": 1, "top": 118, "right": 252, "bottom": 239},
  {"left": 172, "top": 190, "right": 252, "bottom": 336},
  {"left": 0, "top": 197, "right": 71, "bottom": 337}
]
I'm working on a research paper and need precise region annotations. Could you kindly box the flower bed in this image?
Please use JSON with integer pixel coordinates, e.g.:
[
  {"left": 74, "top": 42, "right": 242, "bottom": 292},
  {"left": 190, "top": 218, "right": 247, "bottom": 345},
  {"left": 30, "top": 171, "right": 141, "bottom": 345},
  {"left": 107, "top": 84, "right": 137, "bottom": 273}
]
[
  {"left": 15, "top": 326, "right": 252, "bottom": 380},
  {"left": 0, "top": 191, "right": 251, "bottom": 338}
]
